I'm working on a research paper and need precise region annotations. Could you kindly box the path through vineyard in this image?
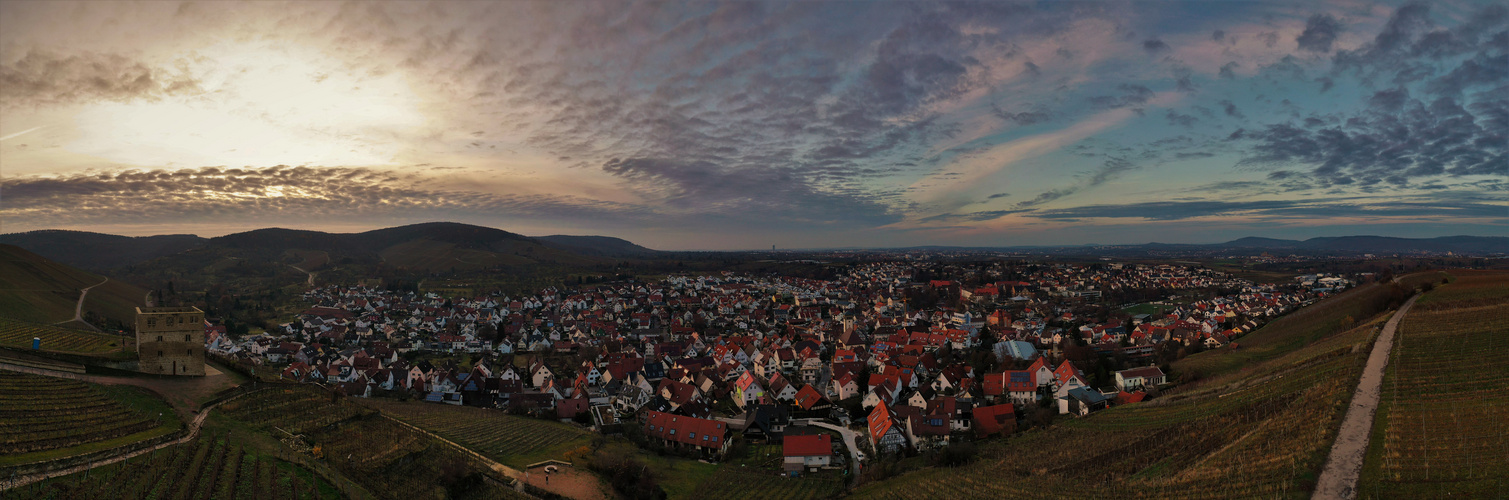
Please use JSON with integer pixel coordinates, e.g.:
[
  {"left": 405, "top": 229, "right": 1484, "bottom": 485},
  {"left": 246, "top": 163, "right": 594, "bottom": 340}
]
[
  {"left": 1313, "top": 294, "right": 1419, "bottom": 500},
  {"left": 0, "top": 376, "right": 254, "bottom": 490},
  {"left": 55, "top": 276, "right": 109, "bottom": 331}
]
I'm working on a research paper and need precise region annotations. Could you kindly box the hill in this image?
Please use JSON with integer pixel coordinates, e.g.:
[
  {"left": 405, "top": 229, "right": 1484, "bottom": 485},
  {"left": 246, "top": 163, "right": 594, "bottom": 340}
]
[
  {"left": 852, "top": 283, "right": 1419, "bottom": 499},
  {"left": 0, "top": 230, "right": 204, "bottom": 272},
  {"left": 536, "top": 234, "right": 660, "bottom": 257},
  {"left": 0, "top": 244, "right": 147, "bottom": 328},
  {"left": 1218, "top": 235, "right": 1508, "bottom": 254}
]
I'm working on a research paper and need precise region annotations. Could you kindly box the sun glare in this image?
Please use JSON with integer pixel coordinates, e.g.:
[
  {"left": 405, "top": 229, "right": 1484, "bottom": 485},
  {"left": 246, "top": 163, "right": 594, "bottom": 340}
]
[{"left": 66, "top": 41, "right": 426, "bottom": 168}]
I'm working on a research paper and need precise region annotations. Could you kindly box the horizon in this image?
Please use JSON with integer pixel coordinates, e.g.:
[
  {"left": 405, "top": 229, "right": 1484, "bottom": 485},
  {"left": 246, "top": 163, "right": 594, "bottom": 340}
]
[
  {"left": 2, "top": 1, "right": 1505, "bottom": 249},
  {"left": 3, "top": 221, "right": 1502, "bottom": 253}
]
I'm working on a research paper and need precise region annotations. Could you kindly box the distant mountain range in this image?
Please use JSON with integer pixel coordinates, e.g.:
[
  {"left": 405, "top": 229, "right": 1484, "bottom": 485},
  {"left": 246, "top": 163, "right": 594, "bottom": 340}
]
[
  {"left": 0, "top": 222, "right": 661, "bottom": 273},
  {"left": 866, "top": 235, "right": 1506, "bottom": 256}
]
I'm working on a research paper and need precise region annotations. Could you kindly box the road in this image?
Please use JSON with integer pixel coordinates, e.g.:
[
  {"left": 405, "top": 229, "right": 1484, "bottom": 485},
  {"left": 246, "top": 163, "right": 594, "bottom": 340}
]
[
  {"left": 1312, "top": 293, "right": 1420, "bottom": 500},
  {"left": 56, "top": 277, "right": 109, "bottom": 331},
  {"left": 378, "top": 413, "right": 603, "bottom": 499}
]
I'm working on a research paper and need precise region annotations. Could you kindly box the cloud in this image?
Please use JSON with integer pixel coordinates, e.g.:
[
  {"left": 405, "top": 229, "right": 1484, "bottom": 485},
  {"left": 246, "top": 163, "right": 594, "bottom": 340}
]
[
  {"left": 0, "top": 51, "right": 201, "bottom": 107},
  {"left": 1088, "top": 83, "right": 1154, "bottom": 109},
  {"left": 991, "top": 103, "right": 1051, "bottom": 125},
  {"left": 1219, "top": 99, "right": 1245, "bottom": 119},
  {"left": 1218, "top": 61, "right": 1239, "bottom": 79},
  {"left": 1031, "top": 198, "right": 1505, "bottom": 221},
  {"left": 1165, "top": 110, "right": 1198, "bottom": 128},
  {"left": 1296, "top": 14, "right": 1341, "bottom": 53},
  {"left": 986, "top": 192, "right": 1011, "bottom": 200},
  {"left": 1143, "top": 38, "right": 1170, "bottom": 53},
  {"left": 0, "top": 166, "right": 653, "bottom": 229}
]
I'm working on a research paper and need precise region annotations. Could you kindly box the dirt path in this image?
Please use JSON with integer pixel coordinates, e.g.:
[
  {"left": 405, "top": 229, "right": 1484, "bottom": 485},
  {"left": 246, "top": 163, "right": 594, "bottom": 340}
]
[
  {"left": 378, "top": 414, "right": 602, "bottom": 499},
  {"left": 290, "top": 264, "right": 316, "bottom": 286},
  {"left": 0, "top": 370, "right": 259, "bottom": 491},
  {"left": 54, "top": 277, "right": 109, "bottom": 331},
  {"left": 1312, "top": 294, "right": 1419, "bottom": 500}
]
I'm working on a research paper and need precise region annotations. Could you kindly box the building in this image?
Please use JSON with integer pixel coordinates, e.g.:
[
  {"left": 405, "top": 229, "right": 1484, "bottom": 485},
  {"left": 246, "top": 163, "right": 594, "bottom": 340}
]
[
  {"left": 135, "top": 306, "right": 206, "bottom": 376},
  {"left": 783, "top": 433, "right": 832, "bottom": 475},
  {"left": 1115, "top": 366, "right": 1166, "bottom": 391},
  {"left": 642, "top": 411, "right": 732, "bottom": 457}
]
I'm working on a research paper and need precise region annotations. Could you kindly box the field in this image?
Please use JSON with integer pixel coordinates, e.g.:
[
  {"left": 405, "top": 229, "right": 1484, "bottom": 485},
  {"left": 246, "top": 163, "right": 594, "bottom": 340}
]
[
  {"left": 688, "top": 443, "right": 844, "bottom": 500},
  {"left": 0, "top": 370, "right": 180, "bottom": 465},
  {"left": 1357, "top": 272, "right": 1509, "bottom": 498},
  {"left": 216, "top": 388, "right": 526, "bottom": 500},
  {"left": 852, "top": 305, "right": 1393, "bottom": 499},
  {"left": 0, "top": 317, "right": 127, "bottom": 354},
  {"left": 0, "top": 243, "right": 146, "bottom": 327},
  {"left": 21, "top": 433, "right": 342, "bottom": 500},
  {"left": 1173, "top": 279, "right": 1405, "bottom": 380},
  {"left": 358, "top": 398, "right": 593, "bottom": 469},
  {"left": 218, "top": 386, "right": 376, "bottom": 436}
]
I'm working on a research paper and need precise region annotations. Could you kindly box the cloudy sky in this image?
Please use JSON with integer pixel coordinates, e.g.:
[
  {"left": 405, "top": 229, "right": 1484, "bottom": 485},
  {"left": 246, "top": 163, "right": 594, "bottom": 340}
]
[{"left": 1, "top": 1, "right": 1503, "bottom": 249}]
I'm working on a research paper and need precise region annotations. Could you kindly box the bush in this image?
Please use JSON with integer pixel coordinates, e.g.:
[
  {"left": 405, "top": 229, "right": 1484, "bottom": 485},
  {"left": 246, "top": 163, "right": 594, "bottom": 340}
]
[{"left": 931, "top": 441, "right": 978, "bottom": 467}]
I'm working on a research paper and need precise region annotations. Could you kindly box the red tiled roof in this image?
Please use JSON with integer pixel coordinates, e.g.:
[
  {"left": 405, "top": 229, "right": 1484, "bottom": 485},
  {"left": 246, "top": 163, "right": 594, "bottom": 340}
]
[
  {"left": 783, "top": 433, "right": 831, "bottom": 457},
  {"left": 643, "top": 411, "right": 727, "bottom": 449}
]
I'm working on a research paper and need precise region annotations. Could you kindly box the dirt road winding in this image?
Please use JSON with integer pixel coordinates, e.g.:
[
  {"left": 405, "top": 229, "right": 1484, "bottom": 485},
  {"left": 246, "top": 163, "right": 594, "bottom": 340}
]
[{"left": 1312, "top": 294, "right": 1419, "bottom": 500}]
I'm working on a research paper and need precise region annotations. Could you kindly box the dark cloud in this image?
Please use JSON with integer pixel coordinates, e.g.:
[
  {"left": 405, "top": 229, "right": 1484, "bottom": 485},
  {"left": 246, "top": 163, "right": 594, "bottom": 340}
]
[
  {"left": 0, "top": 50, "right": 201, "bottom": 107},
  {"left": 991, "top": 103, "right": 1051, "bottom": 125},
  {"left": 600, "top": 157, "right": 900, "bottom": 225},
  {"left": 1017, "top": 157, "right": 1138, "bottom": 208},
  {"left": 1318, "top": 77, "right": 1335, "bottom": 92},
  {"left": 919, "top": 209, "right": 1031, "bottom": 223},
  {"left": 1088, "top": 83, "right": 1154, "bottom": 109},
  {"left": 1212, "top": 30, "right": 1225, "bottom": 42},
  {"left": 1220, "top": 99, "right": 1245, "bottom": 119},
  {"left": 1218, "top": 61, "right": 1239, "bottom": 79},
  {"left": 1236, "top": 88, "right": 1505, "bottom": 185},
  {"left": 1334, "top": 2, "right": 1435, "bottom": 73},
  {"left": 0, "top": 166, "right": 652, "bottom": 227},
  {"left": 987, "top": 192, "right": 1011, "bottom": 199},
  {"left": 1165, "top": 110, "right": 1198, "bottom": 128},
  {"left": 1143, "top": 38, "right": 1170, "bottom": 53},
  {"left": 1296, "top": 14, "right": 1341, "bottom": 53},
  {"left": 1031, "top": 198, "right": 1505, "bottom": 221}
]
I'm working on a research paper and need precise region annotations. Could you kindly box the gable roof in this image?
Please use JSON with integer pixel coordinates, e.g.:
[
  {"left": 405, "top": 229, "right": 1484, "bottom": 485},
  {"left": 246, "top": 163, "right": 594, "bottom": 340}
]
[{"left": 783, "top": 433, "right": 831, "bottom": 457}]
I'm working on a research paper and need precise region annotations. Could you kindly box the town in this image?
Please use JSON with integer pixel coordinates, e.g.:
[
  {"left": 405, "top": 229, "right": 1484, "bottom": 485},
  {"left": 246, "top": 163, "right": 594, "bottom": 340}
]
[{"left": 204, "top": 260, "right": 1352, "bottom": 476}]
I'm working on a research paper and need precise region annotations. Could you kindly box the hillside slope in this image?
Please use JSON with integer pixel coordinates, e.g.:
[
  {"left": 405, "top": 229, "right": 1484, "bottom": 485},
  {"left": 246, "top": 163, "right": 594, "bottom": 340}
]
[
  {"left": 0, "top": 230, "right": 204, "bottom": 272},
  {"left": 852, "top": 286, "right": 1414, "bottom": 499},
  {"left": 536, "top": 234, "right": 660, "bottom": 257},
  {"left": 0, "top": 244, "right": 146, "bottom": 327}
]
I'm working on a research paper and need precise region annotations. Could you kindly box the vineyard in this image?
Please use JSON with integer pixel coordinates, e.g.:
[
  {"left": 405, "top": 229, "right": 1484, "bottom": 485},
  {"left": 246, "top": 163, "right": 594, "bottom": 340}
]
[
  {"left": 22, "top": 433, "right": 341, "bottom": 499},
  {"left": 0, "top": 370, "right": 178, "bottom": 465},
  {"left": 219, "top": 386, "right": 375, "bottom": 436},
  {"left": 1173, "top": 280, "right": 1404, "bottom": 380},
  {"left": 359, "top": 398, "right": 592, "bottom": 469},
  {"left": 853, "top": 310, "right": 1391, "bottom": 499},
  {"left": 219, "top": 387, "right": 527, "bottom": 500},
  {"left": 311, "top": 416, "right": 530, "bottom": 500},
  {"left": 0, "top": 317, "right": 124, "bottom": 354},
  {"left": 1358, "top": 273, "right": 1509, "bottom": 499}
]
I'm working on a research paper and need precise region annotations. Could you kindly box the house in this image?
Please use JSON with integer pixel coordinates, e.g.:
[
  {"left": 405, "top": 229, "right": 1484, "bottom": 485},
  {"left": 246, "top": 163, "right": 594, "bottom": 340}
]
[
  {"left": 867, "top": 399, "right": 909, "bottom": 454},
  {"left": 1059, "top": 387, "right": 1111, "bottom": 416},
  {"left": 830, "top": 372, "right": 860, "bottom": 401},
  {"left": 793, "top": 385, "right": 831, "bottom": 414},
  {"left": 782, "top": 434, "right": 833, "bottom": 475},
  {"left": 971, "top": 403, "right": 1016, "bottom": 438},
  {"left": 1114, "top": 366, "right": 1166, "bottom": 391},
  {"left": 733, "top": 371, "right": 766, "bottom": 409},
  {"left": 642, "top": 411, "right": 731, "bottom": 457},
  {"left": 743, "top": 404, "right": 791, "bottom": 442}
]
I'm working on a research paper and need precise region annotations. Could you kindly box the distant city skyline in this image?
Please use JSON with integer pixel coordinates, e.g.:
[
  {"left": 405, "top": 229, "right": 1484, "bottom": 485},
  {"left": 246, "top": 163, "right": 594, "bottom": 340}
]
[{"left": 2, "top": 1, "right": 1504, "bottom": 249}]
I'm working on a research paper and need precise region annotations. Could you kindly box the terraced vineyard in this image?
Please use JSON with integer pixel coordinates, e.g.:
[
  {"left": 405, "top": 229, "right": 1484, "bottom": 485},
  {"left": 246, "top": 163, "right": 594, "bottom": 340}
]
[
  {"left": 1359, "top": 273, "right": 1509, "bottom": 499},
  {"left": 23, "top": 433, "right": 340, "bottom": 499},
  {"left": 853, "top": 308, "right": 1391, "bottom": 499},
  {"left": 360, "top": 398, "right": 592, "bottom": 469},
  {"left": 0, "top": 317, "right": 125, "bottom": 354},
  {"left": 313, "top": 416, "right": 530, "bottom": 500},
  {"left": 0, "top": 370, "right": 178, "bottom": 464},
  {"left": 689, "top": 463, "right": 843, "bottom": 500},
  {"left": 219, "top": 386, "right": 375, "bottom": 436}
]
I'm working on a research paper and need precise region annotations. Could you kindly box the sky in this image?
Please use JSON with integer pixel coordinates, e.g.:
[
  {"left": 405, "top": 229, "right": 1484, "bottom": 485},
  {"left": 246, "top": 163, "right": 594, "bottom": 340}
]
[{"left": 0, "top": 1, "right": 1504, "bottom": 250}]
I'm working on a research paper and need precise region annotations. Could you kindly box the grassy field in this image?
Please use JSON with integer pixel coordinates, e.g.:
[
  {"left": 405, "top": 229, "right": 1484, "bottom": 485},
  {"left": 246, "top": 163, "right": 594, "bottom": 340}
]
[
  {"left": 0, "top": 370, "right": 181, "bottom": 466},
  {"left": 592, "top": 437, "right": 844, "bottom": 500},
  {"left": 0, "top": 317, "right": 127, "bottom": 354},
  {"left": 1357, "top": 272, "right": 1509, "bottom": 499},
  {"left": 851, "top": 300, "right": 1394, "bottom": 499},
  {"left": 358, "top": 398, "right": 593, "bottom": 470},
  {"left": 219, "top": 386, "right": 376, "bottom": 436},
  {"left": 1172, "top": 280, "right": 1403, "bottom": 380}
]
